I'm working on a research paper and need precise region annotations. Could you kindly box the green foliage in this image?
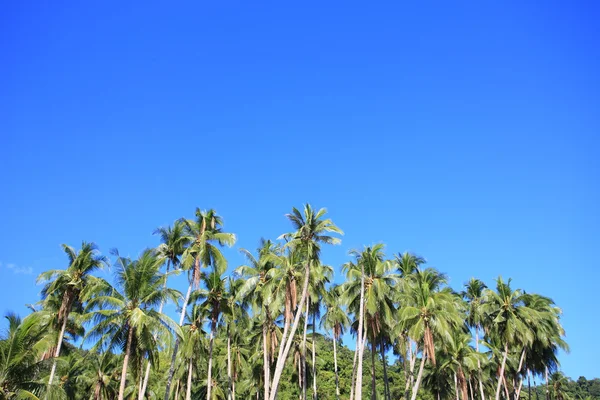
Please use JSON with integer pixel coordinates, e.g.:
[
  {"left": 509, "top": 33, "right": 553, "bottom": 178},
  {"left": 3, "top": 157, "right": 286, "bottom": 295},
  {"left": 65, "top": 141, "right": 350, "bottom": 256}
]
[{"left": 0, "top": 204, "right": 589, "bottom": 400}]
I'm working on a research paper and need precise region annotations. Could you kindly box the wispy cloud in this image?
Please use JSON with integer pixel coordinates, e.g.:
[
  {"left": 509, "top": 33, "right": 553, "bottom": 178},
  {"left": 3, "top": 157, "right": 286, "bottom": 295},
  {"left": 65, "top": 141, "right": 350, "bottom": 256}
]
[{"left": 0, "top": 261, "right": 34, "bottom": 275}]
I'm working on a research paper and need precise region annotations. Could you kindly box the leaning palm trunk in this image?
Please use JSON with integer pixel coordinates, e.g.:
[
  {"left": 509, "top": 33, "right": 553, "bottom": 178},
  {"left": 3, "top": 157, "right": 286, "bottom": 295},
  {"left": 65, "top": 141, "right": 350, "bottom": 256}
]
[
  {"left": 354, "top": 261, "right": 366, "bottom": 400},
  {"left": 312, "top": 312, "right": 317, "bottom": 400},
  {"left": 141, "top": 260, "right": 171, "bottom": 399},
  {"left": 263, "top": 324, "right": 271, "bottom": 400},
  {"left": 118, "top": 327, "right": 135, "bottom": 400},
  {"left": 185, "top": 357, "right": 193, "bottom": 400},
  {"left": 48, "top": 314, "right": 68, "bottom": 384},
  {"left": 164, "top": 283, "right": 193, "bottom": 400},
  {"left": 207, "top": 326, "right": 216, "bottom": 400},
  {"left": 333, "top": 333, "right": 340, "bottom": 400},
  {"left": 495, "top": 343, "right": 509, "bottom": 400},
  {"left": 410, "top": 347, "right": 427, "bottom": 400},
  {"left": 269, "top": 262, "right": 311, "bottom": 400}
]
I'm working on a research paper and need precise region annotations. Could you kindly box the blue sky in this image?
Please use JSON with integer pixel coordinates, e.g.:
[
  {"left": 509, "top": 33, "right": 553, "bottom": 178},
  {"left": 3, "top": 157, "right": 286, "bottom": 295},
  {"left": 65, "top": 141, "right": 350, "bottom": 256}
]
[{"left": 1, "top": 1, "right": 598, "bottom": 379}]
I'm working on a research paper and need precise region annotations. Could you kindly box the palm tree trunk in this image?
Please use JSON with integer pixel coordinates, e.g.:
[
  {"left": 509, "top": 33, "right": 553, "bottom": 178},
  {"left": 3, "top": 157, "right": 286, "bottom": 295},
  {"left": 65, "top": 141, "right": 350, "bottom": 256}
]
[
  {"left": 263, "top": 324, "right": 271, "bottom": 400},
  {"left": 312, "top": 311, "right": 317, "bottom": 400},
  {"left": 269, "top": 262, "right": 311, "bottom": 400},
  {"left": 48, "top": 314, "right": 69, "bottom": 384},
  {"left": 404, "top": 340, "right": 412, "bottom": 400},
  {"left": 227, "top": 328, "right": 233, "bottom": 400},
  {"left": 410, "top": 348, "right": 427, "bottom": 400},
  {"left": 349, "top": 334, "right": 359, "bottom": 400},
  {"left": 371, "top": 342, "right": 377, "bottom": 400},
  {"left": 469, "top": 378, "right": 474, "bottom": 400},
  {"left": 455, "top": 373, "right": 459, "bottom": 400},
  {"left": 175, "top": 380, "right": 180, "bottom": 400},
  {"left": 118, "top": 327, "right": 134, "bottom": 400},
  {"left": 475, "top": 327, "right": 485, "bottom": 400},
  {"left": 185, "top": 357, "right": 193, "bottom": 400},
  {"left": 528, "top": 370, "right": 532, "bottom": 400},
  {"left": 495, "top": 343, "right": 509, "bottom": 400},
  {"left": 302, "top": 298, "right": 309, "bottom": 400},
  {"left": 141, "top": 260, "right": 171, "bottom": 399},
  {"left": 207, "top": 325, "right": 215, "bottom": 400},
  {"left": 138, "top": 364, "right": 144, "bottom": 400},
  {"left": 381, "top": 339, "right": 390, "bottom": 400},
  {"left": 354, "top": 261, "right": 366, "bottom": 400},
  {"left": 545, "top": 367, "right": 550, "bottom": 400},
  {"left": 333, "top": 334, "right": 340, "bottom": 400},
  {"left": 164, "top": 283, "right": 193, "bottom": 400}
]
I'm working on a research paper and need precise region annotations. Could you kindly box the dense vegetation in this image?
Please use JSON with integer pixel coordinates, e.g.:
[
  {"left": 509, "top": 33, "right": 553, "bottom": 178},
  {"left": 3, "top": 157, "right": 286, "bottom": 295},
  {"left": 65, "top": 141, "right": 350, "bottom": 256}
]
[{"left": 0, "top": 205, "right": 588, "bottom": 399}]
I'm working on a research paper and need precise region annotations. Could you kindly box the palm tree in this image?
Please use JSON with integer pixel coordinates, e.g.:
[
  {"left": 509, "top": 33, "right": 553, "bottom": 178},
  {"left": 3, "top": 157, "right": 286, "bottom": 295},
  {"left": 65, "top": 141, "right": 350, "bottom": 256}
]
[
  {"left": 181, "top": 303, "right": 207, "bottom": 400},
  {"left": 481, "top": 277, "right": 536, "bottom": 400},
  {"left": 398, "top": 268, "right": 464, "bottom": 400},
  {"left": 394, "top": 251, "right": 426, "bottom": 400},
  {"left": 320, "top": 286, "right": 349, "bottom": 400},
  {"left": 307, "top": 261, "right": 332, "bottom": 400},
  {"left": 0, "top": 313, "right": 53, "bottom": 399},
  {"left": 439, "top": 331, "right": 482, "bottom": 400},
  {"left": 463, "top": 278, "right": 487, "bottom": 400},
  {"left": 85, "top": 249, "right": 182, "bottom": 400},
  {"left": 342, "top": 244, "right": 398, "bottom": 400},
  {"left": 140, "top": 221, "right": 190, "bottom": 398},
  {"left": 196, "top": 270, "right": 230, "bottom": 400},
  {"left": 269, "top": 205, "right": 342, "bottom": 400},
  {"left": 236, "top": 239, "right": 280, "bottom": 400},
  {"left": 164, "top": 208, "right": 236, "bottom": 400},
  {"left": 37, "top": 242, "right": 108, "bottom": 385}
]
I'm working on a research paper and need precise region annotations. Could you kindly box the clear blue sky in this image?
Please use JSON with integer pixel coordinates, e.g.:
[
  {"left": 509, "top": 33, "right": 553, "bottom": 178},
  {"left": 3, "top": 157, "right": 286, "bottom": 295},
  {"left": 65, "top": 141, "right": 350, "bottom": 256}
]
[{"left": 1, "top": 1, "right": 598, "bottom": 379}]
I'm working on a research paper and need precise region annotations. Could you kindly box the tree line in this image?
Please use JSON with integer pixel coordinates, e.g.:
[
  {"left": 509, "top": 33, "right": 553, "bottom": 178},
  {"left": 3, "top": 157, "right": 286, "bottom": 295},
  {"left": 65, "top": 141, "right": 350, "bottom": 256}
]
[{"left": 0, "top": 204, "right": 574, "bottom": 400}]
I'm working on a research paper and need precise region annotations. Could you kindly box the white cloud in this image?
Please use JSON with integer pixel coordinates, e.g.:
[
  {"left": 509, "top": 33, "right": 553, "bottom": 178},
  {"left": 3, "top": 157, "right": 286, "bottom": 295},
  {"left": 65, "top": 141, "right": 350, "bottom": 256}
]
[{"left": 0, "top": 261, "right": 33, "bottom": 275}]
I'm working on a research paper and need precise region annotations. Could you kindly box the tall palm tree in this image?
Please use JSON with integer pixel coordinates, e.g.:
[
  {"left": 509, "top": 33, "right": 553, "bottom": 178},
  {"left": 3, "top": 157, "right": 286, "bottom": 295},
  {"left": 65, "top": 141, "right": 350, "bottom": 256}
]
[
  {"left": 394, "top": 251, "right": 426, "bottom": 400},
  {"left": 181, "top": 303, "right": 207, "bottom": 400},
  {"left": 463, "top": 278, "right": 487, "bottom": 400},
  {"left": 37, "top": 242, "right": 108, "bottom": 385},
  {"left": 398, "top": 268, "right": 464, "bottom": 400},
  {"left": 481, "top": 277, "right": 536, "bottom": 400},
  {"left": 269, "top": 204, "right": 342, "bottom": 400},
  {"left": 236, "top": 239, "right": 280, "bottom": 400},
  {"left": 164, "top": 208, "right": 236, "bottom": 400},
  {"left": 307, "top": 261, "right": 332, "bottom": 400},
  {"left": 85, "top": 249, "right": 182, "bottom": 400},
  {"left": 342, "top": 244, "right": 398, "bottom": 400},
  {"left": 196, "top": 270, "right": 230, "bottom": 400},
  {"left": 0, "top": 313, "right": 53, "bottom": 399},
  {"left": 140, "top": 221, "right": 190, "bottom": 398},
  {"left": 320, "top": 286, "right": 349, "bottom": 400}
]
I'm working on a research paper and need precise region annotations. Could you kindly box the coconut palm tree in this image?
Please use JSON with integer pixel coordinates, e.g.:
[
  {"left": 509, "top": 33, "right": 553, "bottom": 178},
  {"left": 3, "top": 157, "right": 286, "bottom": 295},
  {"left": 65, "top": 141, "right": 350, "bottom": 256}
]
[
  {"left": 181, "top": 303, "right": 207, "bottom": 400},
  {"left": 463, "top": 278, "right": 487, "bottom": 400},
  {"left": 164, "top": 208, "right": 235, "bottom": 400},
  {"left": 0, "top": 313, "right": 53, "bottom": 399},
  {"left": 37, "top": 242, "right": 108, "bottom": 385},
  {"left": 320, "top": 285, "right": 349, "bottom": 400},
  {"left": 195, "top": 270, "right": 230, "bottom": 400},
  {"left": 269, "top": 205, "right": 342, "bottom": 400},
  {"left": 235, "top": 239, "right": 280, "bottom": 400},
  {"left": 481, "top": 277, "right": 536, "bottom": 400},
  {"left": 342, "top": 244, "right": 398, "bottom": 400},
  {"left": 85, "top": 249, "right": 182, "bottom": 400},
  {"left": 140, "top": 221, "right": 190, "bottom": 398},
  {"left": 398, "top": 268, "right": 464, "bottom": 400}
]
